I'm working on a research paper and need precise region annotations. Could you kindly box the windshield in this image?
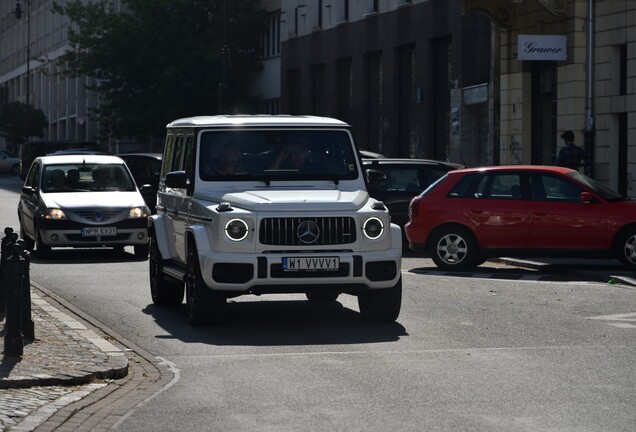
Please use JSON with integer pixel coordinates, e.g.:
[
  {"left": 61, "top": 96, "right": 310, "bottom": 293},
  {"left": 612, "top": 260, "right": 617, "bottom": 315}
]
[
  {"left": 199, "top": 129, "right": 359, "bottom": 182},
  {"left": 567, "top": 171, "right": 625, "bottom": 201},
  {"left": 41, "top": 163, "right": 136, "bottom": 192}
]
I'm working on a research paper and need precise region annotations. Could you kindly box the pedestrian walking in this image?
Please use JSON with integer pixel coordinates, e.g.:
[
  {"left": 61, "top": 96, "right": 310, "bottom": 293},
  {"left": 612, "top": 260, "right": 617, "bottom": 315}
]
[{"left": 556, "top": 130, "right": 589, "bottom": 172}]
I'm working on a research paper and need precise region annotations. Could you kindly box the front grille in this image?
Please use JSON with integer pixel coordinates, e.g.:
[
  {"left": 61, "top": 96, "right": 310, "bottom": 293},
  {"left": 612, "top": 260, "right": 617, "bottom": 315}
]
[
  {"left": 259, "top": 217, "right": 356, "bottom": 246},
  {"left": 74, "top": 209, "right": 122, "bottom": 222}
]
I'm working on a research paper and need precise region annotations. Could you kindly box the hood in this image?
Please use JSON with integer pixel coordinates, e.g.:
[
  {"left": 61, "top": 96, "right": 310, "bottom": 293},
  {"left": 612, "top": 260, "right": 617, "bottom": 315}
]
[
  {"left": 195, "top": 188, "right": 370, "bottom": 212},
  {"left": 42, "top": 191, "right": 146, "bottom": 209}
]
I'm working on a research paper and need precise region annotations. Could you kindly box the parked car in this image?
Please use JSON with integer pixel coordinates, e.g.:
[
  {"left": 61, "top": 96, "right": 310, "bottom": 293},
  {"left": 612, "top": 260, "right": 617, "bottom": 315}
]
[
  {"left": 0, "top": 150, "right": 20, "bottom": 176},
  {"left": 17, "top": 154, "right": 151, "bottom": 258},
  {"left": 405, "top": 165, "right": 636, "bottom": 270},
  {"left": 117, "top": 153, "right": 162, "bottom": 213},
  {"left": 363, "top": 158, "right": 464, "bottom": 237}
]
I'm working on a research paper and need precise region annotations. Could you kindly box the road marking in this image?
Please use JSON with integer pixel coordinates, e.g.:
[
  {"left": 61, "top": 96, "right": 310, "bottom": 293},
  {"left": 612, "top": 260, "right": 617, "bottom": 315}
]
[{"left": 588, "top": 312, "right": 636, "bottom": 329}]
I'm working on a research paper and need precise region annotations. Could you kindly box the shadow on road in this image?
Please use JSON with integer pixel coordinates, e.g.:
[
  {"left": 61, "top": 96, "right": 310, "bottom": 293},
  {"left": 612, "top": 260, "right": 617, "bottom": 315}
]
[
  {"left": 28, "top": 247, "right": 147, "bottom": 264},
  {"left": 142, "top": 298, "right": 409, "bottom": 347}
]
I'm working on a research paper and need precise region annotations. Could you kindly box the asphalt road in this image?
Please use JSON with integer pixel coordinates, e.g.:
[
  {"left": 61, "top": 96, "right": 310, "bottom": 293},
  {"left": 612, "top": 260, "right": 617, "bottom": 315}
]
[{"left": 1, "top": 175, "right": 635, "bottom": 431}]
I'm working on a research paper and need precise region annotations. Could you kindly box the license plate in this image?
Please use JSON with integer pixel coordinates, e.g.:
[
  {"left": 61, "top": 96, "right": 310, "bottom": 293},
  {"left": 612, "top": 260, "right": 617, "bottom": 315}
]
[
  {"left": 282, "top": 256, "right": 340, "bottom": 271},
  {"left": 81, "top": 227, "right": 117, "bottom": 236}
]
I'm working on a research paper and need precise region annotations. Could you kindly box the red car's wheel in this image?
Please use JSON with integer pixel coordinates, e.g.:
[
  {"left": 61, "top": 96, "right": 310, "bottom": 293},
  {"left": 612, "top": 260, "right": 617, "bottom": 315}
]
[{"left": 429, "top": 226, "right": 479, "bottom": 271}]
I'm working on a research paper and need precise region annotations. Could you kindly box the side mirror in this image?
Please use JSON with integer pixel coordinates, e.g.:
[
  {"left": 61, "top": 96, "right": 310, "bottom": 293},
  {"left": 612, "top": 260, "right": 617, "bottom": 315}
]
[
  {"left": 164, "top": 171, "right": 188, "bottom": 189},
  {"left": 579, "top": 191, "right": 593, "bottom": 203},
  {"left": 21, "top": 186, "right": 36, "bottom": 195},
  {"left": 366, "top": 169, "right": 386, "bottom": 188}
]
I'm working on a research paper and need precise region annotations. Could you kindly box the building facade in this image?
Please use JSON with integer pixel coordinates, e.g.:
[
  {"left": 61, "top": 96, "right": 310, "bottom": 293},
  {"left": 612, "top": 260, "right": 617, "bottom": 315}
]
[
  {"left": 0, "top": 0, "right": 115, "bottom": 150},
  {"left": 464, "top": 0, "right": 636, "bottom": 193},
  {"left": 280, "top": 0, "right": 495, "bottom": 165},
  {"left": 1, "top": 0, "right": 281, "bottom": 153}
]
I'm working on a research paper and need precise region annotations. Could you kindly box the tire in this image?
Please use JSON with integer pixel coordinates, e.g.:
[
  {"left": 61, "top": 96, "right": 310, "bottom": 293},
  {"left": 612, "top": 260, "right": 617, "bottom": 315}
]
[
  {"left": 134, "top": 242, "right": 150, "bottom": 258},
  {"left": 11, "top": 164, "right": 20, "bottom": 176},
  {"left": 615, "top": 228, "right": 636, "bottom": 270},
  {"left": 358, "top": 277, "right": 402, "bottom": 322},
  {"left": 149, "top": 237, "right": 184, "bottom": 306},
  {"left": 306, "top": 291, "right": 339, "bottom": 302},
  {"left": 20, "top": 224, "right": 35, "bottom": 252},
  {"left": 35, "top": 227, "right": 51, "bottom": 258},
  {"left": 185, "top": 245, "right": 226, "bottom": 326},
  {"left": 429, "top": 226, "right": 478, "bottom": 271}
]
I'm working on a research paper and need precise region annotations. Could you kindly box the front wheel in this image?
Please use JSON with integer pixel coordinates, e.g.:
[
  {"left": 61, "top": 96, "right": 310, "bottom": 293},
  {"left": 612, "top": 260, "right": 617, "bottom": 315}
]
[
  {"left": 149, "top": 237, "right": 184, "bottom": 306},
  {"left": 358, "top": 278, "right": 402, "bottom": 322},
  {"left": 35, "top": 227, "right": 51, "bottom": 258},
  {"left": 20, "top": 224, "right": 35, "bottom": 252},
  {"left": 615, "top": 228, "right": 636, "bottom": 270},
  {"left": 134, "top": 242, "right": 150, "bottom": 258},
  {"left": 429, "top": 226, "right": 478, "bottom": 271},
  {"left": 185, "top": 245, "right": 226, "bottom": 326}
]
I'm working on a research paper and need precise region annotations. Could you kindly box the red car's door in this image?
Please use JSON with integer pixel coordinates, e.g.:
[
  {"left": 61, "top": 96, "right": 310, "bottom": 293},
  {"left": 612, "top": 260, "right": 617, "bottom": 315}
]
[
  {"left": 462, "top": 172, "right": 529, "bottom": 249},
  {"left": 526, "top": 173, "right": 606, "bottom": 250}
]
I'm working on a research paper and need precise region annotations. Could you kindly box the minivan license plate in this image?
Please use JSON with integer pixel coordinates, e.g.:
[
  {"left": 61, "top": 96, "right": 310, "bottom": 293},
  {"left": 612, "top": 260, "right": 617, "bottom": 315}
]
[
  {"left": 282, "top": 256, "right": 339, "bottom": 271},
  {"left": 81, "top": 227, "right": 116, "bottom": 236}
]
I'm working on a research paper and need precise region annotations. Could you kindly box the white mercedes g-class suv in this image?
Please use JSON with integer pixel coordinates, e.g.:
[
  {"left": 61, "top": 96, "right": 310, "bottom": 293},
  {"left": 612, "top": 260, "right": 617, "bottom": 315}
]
[{"left": 149, "top": 115, "right": 402, "bottom": 325}]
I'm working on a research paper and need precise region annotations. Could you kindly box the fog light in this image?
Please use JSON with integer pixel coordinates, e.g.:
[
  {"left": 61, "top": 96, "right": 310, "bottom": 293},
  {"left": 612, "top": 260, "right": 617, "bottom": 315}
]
[
  {"left": 51, "top": 234, "right": 59, "bottom": 242},
  {"left": 137, "top": 232, "right": 146, "bottom": 240}
]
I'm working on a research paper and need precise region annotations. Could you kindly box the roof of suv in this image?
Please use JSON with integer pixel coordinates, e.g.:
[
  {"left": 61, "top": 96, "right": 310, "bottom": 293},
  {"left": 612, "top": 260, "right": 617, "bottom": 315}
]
[{"left": 166, "top": 115, "right": 349, "bottom": 128}]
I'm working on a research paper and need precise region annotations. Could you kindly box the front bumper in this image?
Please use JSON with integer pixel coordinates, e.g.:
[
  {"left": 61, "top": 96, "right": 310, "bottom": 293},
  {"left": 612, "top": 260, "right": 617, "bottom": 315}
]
[
  {"left": 198, "top": 248, "right": 402, "bottom": 293},
  {"left": 37, "top": 217, "right": 149, "bottom": 248}
]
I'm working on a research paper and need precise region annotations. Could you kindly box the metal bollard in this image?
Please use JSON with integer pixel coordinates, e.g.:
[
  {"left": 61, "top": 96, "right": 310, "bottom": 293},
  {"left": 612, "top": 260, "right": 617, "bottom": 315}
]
[
  {"left": 4, "top": 242, "right": 25, "bottom": 358},
  {"left": 0, "top": 227, "right": 15, "bottom": 314},
  {"left": 18, "top": 239, "right": 34, "bottom": 341}
]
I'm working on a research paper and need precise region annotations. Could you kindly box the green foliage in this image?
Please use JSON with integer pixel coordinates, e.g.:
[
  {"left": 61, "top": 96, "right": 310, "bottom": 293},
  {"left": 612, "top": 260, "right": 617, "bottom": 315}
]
[
  {"left": 0, "top": 101, "right": 48, "bottom": 145},
  {"left": 52, "top": 0, "right": 266, "bottom": 140}
]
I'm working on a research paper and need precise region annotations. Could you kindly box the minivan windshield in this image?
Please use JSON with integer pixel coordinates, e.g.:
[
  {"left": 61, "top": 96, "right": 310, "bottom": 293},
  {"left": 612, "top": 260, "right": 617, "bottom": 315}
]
[
  {"left": 198, "top": 129, "right": 359, "bottom": 182},
  {"left": 41, "top": 163, "right": 136, "bottom": 192}
]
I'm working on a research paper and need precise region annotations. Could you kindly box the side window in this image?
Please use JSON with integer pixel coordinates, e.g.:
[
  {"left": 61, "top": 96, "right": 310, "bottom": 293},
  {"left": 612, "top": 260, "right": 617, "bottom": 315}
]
[
  {"left": 26, "top": 162, "right": 40, "bottom": 188},
  {"left": 161, "top": 134, "right": 175, "bottom": 177},
  {"left": 172, "top": 136, "right": 185, "bottom": 171},
  {"left": 475, "top": 173, "right": 522, "bottom": 199},
  {"left": 534, "top": 174, "right": 583, "bottom": 202},
  {"left": 184, "top": 135, "right": 195, "bottom": 179},
  {"left": 447, "top": 173, "right": 476, "bottom": 198}
]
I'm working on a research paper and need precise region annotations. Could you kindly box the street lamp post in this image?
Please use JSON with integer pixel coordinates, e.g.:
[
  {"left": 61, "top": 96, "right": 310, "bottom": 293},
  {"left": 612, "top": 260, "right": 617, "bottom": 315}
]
[{"left": 13, "top": 0, "right": 30, "bottom": 143}]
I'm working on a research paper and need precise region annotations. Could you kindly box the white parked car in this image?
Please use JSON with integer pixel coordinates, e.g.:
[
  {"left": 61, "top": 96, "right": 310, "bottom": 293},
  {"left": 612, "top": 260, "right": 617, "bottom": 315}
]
[
  {"left": 18, "top": 154, "right": 150, "bottom": 258},
  {"left": 0, "top": 150, "right": 20, "bottom": 176},
  {"left": 150, "top": 115, "right": 403, "bottom": 325}
]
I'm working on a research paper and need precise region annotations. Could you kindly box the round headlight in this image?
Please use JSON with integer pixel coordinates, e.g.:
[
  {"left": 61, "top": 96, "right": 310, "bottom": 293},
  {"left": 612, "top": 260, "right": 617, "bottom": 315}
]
[
  {"left": 225, "top": 219, "right": 249, "bottom": 241},
  {"left": 363, "top": 217, "right": 384, "bottom": 239}
]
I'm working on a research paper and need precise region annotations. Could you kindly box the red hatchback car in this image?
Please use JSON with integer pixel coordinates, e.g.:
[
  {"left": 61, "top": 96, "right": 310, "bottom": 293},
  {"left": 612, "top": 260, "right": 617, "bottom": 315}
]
[{"left": 405, "top": 165, "right": 636, "bottom": 270}]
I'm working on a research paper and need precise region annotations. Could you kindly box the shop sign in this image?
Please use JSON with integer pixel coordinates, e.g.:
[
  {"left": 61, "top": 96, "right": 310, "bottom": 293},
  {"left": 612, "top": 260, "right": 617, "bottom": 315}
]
[{"left": 518, "top": 35, "right": 567, "bottom": 61}]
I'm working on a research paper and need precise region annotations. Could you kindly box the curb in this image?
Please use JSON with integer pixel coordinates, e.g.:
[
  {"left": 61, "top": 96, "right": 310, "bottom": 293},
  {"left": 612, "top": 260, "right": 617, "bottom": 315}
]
[{"left": 493, "top": 257, "right": 636, "bottom": 288}]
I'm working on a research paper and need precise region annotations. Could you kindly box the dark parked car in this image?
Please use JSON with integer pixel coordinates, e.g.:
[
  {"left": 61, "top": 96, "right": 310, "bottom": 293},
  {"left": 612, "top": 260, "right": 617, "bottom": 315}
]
[
  {"left": 117, "top": 153, "right": 162, "bottom": 213},
  {"left": 405, "top": 165, "right": 636, "bottom": 270},
  {"left": 362, "top": 158, "right": 464, "bottom": 240}
]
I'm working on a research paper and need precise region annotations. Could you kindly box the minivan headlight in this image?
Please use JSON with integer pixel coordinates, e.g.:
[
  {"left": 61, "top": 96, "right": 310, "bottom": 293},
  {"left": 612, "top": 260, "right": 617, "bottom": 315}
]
[
  {"left": 128, "top": 206, "right": 149, "bottom": 219},
  {"left": 44, "top": 208, "right": 67, "bottom": 220},
  {"left": 225, "top": 219, "right": 249, "bottom": 241},
  {"left": 363, "top": 217, "right": 384, "bottom": 239}
]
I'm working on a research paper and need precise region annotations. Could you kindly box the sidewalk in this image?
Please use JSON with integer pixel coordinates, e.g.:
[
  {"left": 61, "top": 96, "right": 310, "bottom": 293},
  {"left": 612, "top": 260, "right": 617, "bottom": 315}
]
[{"left": 1, "top": 284, "right": 128, "bottom": 390}]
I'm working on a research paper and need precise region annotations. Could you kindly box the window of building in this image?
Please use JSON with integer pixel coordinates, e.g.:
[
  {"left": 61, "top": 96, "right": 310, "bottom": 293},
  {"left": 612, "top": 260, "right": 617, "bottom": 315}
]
[
  {"left": 311, "top": 0, "right": 322, "bottom": 29},
  {"left": 619, "top": 44, "right": 627, "bottom": 95},
  {"left": 337, "top": 0, "right": 349, "bottom": 22},
  {"left": 262, "top": 10, "right": 281, "bottom": 58}
]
